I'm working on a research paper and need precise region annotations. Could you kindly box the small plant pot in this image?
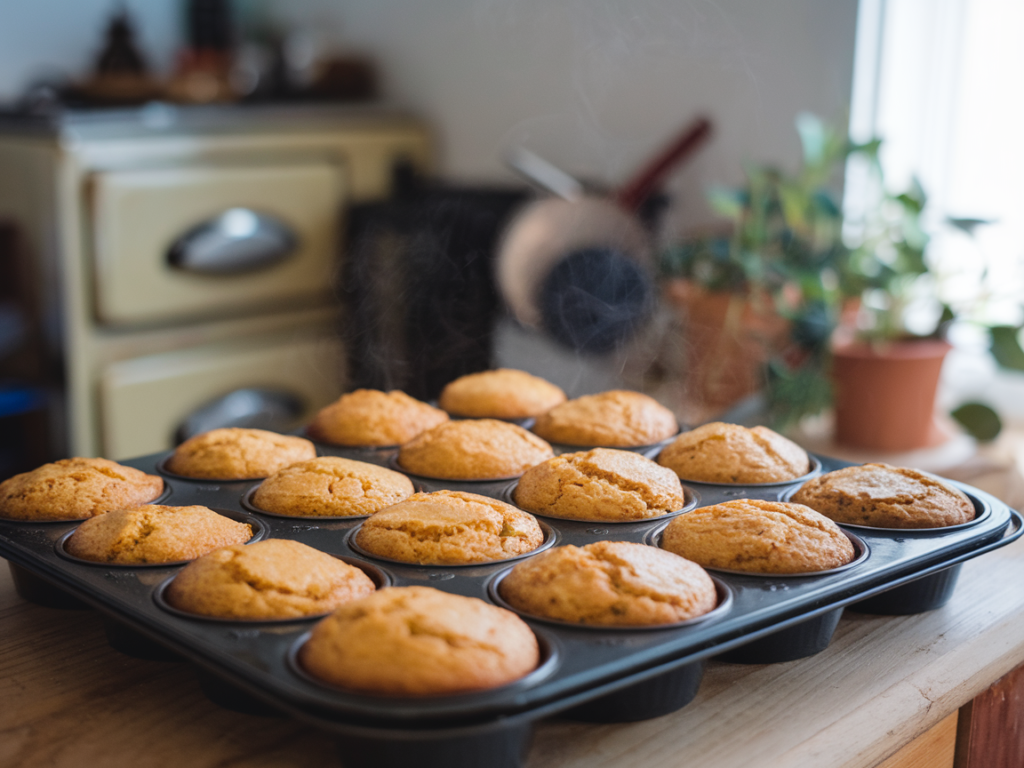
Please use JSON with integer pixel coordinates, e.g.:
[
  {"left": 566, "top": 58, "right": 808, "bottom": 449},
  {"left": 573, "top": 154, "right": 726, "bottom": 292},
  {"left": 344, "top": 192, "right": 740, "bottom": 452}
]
[{"left": 831, "top": 338, "right": 951, "bottom": 452}]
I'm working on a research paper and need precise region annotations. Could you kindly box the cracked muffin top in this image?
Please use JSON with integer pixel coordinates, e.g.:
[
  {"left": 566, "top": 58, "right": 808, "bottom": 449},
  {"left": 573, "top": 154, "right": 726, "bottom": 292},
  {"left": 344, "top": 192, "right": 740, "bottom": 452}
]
[
  {"left": 660, "top": 499, "right": 855, "bottom": 574},
  {"left": 165, "top": 538, "right": 375, "bottom": 619},
  {"left": 791, "top": 463, "right": 975, "bottom": 529},
  {"left": 513, "top": 448, "right": 685, "bottom": 521},
  {"left": 65, "top": 504, "right": 252, "bottom": 564},
  {"left": 531, "top": 390, "right": 678, "bottom": 447},
  {"left": 656, "top": 422, "right": 810, "bottom": 484},
  {"left": 499, "top": 541, "right": 717, "bottom": 626},
  {"left": 354, "top": 490, "right": 544, "bottom": 565},
  {"left": 0, "top": 457, "right": 164, "bottom": 521},
  {"left": 438, "top": 368, "right": 566, "bottom": 420},
  {"left": 165, "top": 427, "right": 316, "bottom": 480},
  {"left": 300, "top": 586, "right": 540, "bottom": 696},
  {"left": 251, "top": 456, "right": 414, "bottom": 517},
  {"left": 307, "top": 389, "right": 448, "bottom": 447},
  {"left": 397, "top": 419, "right": 554, "bottom": 480}
]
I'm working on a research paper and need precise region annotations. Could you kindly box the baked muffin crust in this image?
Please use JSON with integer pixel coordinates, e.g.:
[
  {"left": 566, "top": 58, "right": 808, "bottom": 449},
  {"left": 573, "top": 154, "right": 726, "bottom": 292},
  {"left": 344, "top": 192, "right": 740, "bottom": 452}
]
[
  {"left": 355, "top": 490, "right": 544, "bottom": 565},
  {"left": 300, "top": 586, "right": 539, "bottom": 696},
  {"left": 252, "top": 456, "right": 414, "bottom": 517},
  {"left": 661, "top": 499, "right": 855, "bottom": 574},
  {"left": 65, "top": 505, "right": 252, "bottom": 564},
  {"left": 308, "top": 389, "right": 448, "bottom": 447},
  {"left": 499, "top": 541, "right": 717, "bottom": 626},
  {"left": 438, "top": 368, "right": 566, "bottom": 419},
  {"left": 165, "top": 428, "right": 316, "bottom": 480},
  {"left": 531, "top": 390, "right": 678, "bottom": 447},
  {"left": 0, "top": 458, "right": 164, "bottom": 521},
  {"left": 791, "top": 463, "right": 975, "bottom": 529},
  {"left": 514, "top": 448, "right": 685, "bottom": 521},
  {"left": 165, "top": 539, "right": 375, "bottom": 619},
  {"left": 657, "top": 422, "right": 811, "bottom": 484},
  {"left": 397, "top": 419, "right": 554, "bottom": 480}
]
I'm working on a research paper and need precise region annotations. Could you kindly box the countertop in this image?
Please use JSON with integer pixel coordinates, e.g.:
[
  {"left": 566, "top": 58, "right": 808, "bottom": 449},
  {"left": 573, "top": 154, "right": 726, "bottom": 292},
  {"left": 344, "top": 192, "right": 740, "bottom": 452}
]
[
  {"left": 1, "top": 534, "right": 1022, "bottom": 767},
  {"left": 3, "top": 440, "right": 1023, "bottom": 768}
]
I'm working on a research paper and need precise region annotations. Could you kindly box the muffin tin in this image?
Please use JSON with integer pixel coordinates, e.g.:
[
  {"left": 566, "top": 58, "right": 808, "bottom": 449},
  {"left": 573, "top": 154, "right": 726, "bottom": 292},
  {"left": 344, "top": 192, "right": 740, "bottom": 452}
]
[{"left": 0, "top": 445, "right": 1020, "bottom": 768}]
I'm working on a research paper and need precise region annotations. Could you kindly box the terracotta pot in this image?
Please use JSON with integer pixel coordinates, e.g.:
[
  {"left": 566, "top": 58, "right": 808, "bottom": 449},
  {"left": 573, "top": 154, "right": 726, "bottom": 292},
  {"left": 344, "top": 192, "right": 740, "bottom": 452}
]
[
  {"left": 663, "top": 279, "right": 789, "bottom": 424},
  {"left": 831, "top": 338, "right": 951, "bottom": 452}
]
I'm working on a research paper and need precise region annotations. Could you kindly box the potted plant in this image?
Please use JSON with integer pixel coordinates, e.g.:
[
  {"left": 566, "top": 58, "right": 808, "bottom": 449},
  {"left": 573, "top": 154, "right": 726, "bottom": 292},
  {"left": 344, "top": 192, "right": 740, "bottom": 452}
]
[
  {"left": 661, "top": 113, "right": 858, "bottom": 428},
  {"left": 661, "top": 114, "right": 1024, "bottom": 448}
]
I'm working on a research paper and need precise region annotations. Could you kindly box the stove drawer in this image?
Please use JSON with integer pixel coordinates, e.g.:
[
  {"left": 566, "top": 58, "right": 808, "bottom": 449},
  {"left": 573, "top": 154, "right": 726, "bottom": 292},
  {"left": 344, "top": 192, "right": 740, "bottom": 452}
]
[
  {"left": 90, "top": 161, "right": 344, "bottom": 325},
  {"left": 99, "top": 332, "right": 341, "bottom": 459}
]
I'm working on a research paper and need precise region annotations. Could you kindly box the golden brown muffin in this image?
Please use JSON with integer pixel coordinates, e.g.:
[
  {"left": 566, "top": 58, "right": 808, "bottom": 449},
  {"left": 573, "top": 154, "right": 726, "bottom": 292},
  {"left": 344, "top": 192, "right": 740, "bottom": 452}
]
[
  {"left": 397, "top": 419, "right": 554, "bottom": 480},
  {"left": 355, "top": 490, "right": 544, "bottom": 565},
  {"left": 791, "top": 463, "right": 975, "bottom": 529},
  {"left": 300, "top": 586, "right": 539, "bottom": 696},
  {"left": 438, "top": 368, "right": 566, "bottom": 420},
  {"left": 661, "top": 499, "right": 855, "bottom": 574},
  {"left": 514, "top": 448, "right": 685, "bottom": 522},
  {"left": 531, "top": 390, "right": 678, "bottom": 447},
  {"left": 165, "top": 539, "right": 375, "bottom": 619},
  {"left": 307, "top": 389, "right": 448, "bottom": 447},
  {"left": 0, "top": 458, "right": 164, "bottom": 521},
  {"left": 64, "top": 505, "right": 252, "bottom": 564},
  {"left": 656, "top": 422, "right": 811, "bottom": 484},
  {"left": 165, "top": 428, "right": 316, "bottom": 480},
  {"left": 251, "top": 456, "right": 414, "bottom": 517},
  {"left": 499, "top": 541, "right": 717, "bottom": 626}
]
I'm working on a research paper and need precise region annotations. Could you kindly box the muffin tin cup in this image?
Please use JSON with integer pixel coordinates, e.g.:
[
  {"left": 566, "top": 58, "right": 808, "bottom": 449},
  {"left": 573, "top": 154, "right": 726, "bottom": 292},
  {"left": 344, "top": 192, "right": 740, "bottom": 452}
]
[
  {"left": 53, "top": 509, "right": 268, "bottom": 568},
  {"left": 488, "top": 570, "right": 734, "bottom": 633},
  {"left": 155, "top": 458, "right": 273, "bottom": 484},
  {"left": 663, "top": 456, "right": 823, "bottom": 489},
  {"left": 8, "top": 561, "right": 91, "bottom": 610},
  {"left": 778, "top": 483, "right": 991, "bottom": 534},
  {"left": 499, "top": 480, "right": 699, "bottom": 526},
  {"left": 715, "top": 607, "right": 846, "bottom": 664},
  {"left": 346, "top": 520, "right": 558, "bottom": 569},
  {"left": 287, "top": 629, "right": 562, "bottom": 704},
  {"left": 330, "top": 719, "right": 537, "bottom": 768},
  {"left": 240, "top": 486, "right": 386, "bottom": 522},
  {"left": 848, "top": 563, "right": 963, "bottom": 615},
  {"left": 386, "top": 454, "right": 527, "bottom": 484},
  {"left": 560, "top": 658, "right": 707, "bottom": 722},
  {"left": 102, "top": 616, "right": 186, "bottom": 662},
  {"left": 152, "top": 555, "right": 392, "bottom": 625}
]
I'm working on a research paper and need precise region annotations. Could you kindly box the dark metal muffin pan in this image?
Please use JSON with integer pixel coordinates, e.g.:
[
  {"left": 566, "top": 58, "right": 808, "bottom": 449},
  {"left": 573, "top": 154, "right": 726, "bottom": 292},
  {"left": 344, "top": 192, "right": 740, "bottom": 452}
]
[{"left": 0, "top": 446, "right": 1020, "bottom": 768}]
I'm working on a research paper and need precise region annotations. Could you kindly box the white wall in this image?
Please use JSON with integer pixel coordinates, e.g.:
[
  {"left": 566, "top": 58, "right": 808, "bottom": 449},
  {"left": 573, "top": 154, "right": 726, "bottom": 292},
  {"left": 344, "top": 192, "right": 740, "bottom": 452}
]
[{"left": 0, "top": 0, "right": 858, "bottom": 233}]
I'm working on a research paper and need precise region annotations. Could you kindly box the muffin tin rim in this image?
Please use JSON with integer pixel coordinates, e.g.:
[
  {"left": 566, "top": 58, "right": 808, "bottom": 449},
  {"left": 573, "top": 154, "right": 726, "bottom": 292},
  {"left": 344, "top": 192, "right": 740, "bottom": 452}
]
[
  {"left": 285, "top": 624, "right": 563, "bottom": 702},
  {"left": 239, "top": 483, "right": 427, "bottom": 521},
  {"left": 345, "top": 519, "right": 559, "bottom": 569},
  {"left": 658, "top": 455, "right": 823, "bottom": 489},
  {"left": 151, "top": 553, "right": 392, "bottom": 624},
  {"left": 52, "top": 507, "right": 268, "bottom": 569},
  {"left": 644, "top": 524, "right": 871, "bottom": 579},
  {"left": 487, "top": 569, "right": 735, "bottom": 632},
  {"left": 778, "top": 482, "right": 992, "bottom": 534},
  {"left": 0, "top": 479, "right": 173, "bottom": 525},
  {"left": 499, "top": 480, "right": 700, "bottom": 525}
]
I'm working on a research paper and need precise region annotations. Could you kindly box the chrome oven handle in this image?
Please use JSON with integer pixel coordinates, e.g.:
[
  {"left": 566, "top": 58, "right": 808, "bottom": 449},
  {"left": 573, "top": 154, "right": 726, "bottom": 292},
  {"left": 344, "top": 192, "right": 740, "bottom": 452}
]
[{"left": 166, "top": 208, "right": 298, "bottom": 274}]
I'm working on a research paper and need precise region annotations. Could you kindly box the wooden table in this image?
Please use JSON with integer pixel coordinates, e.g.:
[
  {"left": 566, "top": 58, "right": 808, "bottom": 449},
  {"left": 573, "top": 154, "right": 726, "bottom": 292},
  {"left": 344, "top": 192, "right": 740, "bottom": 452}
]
[{"left": 1, "top": 527, "right": 1022, "bottom": 768}]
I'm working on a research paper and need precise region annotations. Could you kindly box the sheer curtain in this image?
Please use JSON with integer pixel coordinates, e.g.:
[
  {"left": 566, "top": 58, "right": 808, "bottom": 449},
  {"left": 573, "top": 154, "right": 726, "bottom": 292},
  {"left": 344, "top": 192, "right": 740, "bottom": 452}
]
[{"left": 847, "top": 0, "right": 1024, "bottom": 419}]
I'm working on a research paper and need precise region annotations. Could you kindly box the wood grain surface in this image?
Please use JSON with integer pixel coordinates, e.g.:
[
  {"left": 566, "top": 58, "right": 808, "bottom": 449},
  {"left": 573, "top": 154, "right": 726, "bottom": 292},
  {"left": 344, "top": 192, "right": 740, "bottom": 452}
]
[{"left": 3, "top": 530, "right": 1023, "bottom": 768}]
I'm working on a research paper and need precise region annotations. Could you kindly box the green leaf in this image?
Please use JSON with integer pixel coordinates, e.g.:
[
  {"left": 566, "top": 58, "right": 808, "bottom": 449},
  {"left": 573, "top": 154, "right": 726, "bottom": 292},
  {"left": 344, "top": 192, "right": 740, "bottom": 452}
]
[
  {"left": 951, "top": 402, "right": 1002, "bottom": 442},
  {"left": 708, "top": 186, "right": 746, "bottom": 220},
  {"left": 990, "top": 326, "right": 1024, "bottom": 370}
]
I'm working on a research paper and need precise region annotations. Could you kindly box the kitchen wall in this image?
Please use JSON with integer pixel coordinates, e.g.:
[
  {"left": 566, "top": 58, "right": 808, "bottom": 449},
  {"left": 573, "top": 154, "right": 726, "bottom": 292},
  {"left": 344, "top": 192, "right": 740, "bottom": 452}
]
[{"left": 0, "top": 0, "right": 858, "bottom": 235}]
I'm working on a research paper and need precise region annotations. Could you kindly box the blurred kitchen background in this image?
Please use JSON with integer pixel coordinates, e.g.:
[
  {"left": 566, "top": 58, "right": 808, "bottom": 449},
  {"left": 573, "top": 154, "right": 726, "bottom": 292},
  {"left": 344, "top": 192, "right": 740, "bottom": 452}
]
[{"left": 0, "top": 0, "right": 1021, "bottom": 492}]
